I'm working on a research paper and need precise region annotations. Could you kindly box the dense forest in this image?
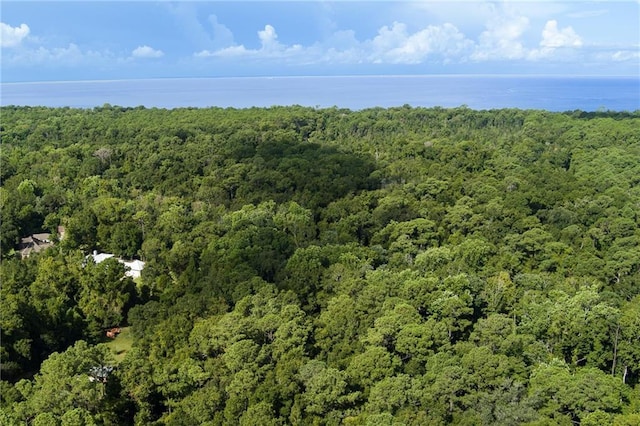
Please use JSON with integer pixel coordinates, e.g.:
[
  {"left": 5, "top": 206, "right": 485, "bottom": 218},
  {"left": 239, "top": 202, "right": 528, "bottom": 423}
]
[{"left": 1, "top": 105, "right": 639, "bottom": 425}]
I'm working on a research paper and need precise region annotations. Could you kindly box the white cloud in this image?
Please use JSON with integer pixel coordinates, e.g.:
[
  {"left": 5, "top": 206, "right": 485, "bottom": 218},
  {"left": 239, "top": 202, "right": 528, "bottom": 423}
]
[
  {"left": 197, "top": 45, "right": 247, "bottom": 58},
  {"left": 131, "top": 45, "right": 164, "bottom": 58},
  {"left": 529, "top": 20, "right": 582, "bottom": 60},
  {"left": 258, "top": 24, "right": 279, "bottom": 51},
  {"left": 369, "top": 22, "right": 409, "bottom": 62},
  {"left": 196, "top": 25, "right": 302, "bottom": 59},
  {"left": 369, "top": 22, "right": 473, "bottom": 64},
  {"left": 540, "top": 20, "right": 582, "bottom": 48},
  {"left": 196, "top": 20, "right": 475, "bottom": 66},
  {"left": 192, "top": 12, "right": 606, "bottom": 69},
  {"left": 1, "top": 22, "right": 30, "bottom": 48},
  {"left": 471, "top": 14, "right": 529, "bottom": 61},
  {"left": 612, "top": 50, "right": 640, "bottom": 62}
]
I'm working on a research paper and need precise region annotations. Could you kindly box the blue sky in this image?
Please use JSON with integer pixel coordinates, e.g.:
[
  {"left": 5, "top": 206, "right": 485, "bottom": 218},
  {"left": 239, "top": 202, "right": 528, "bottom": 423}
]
[{"left": 1, "top": 1, "right": 638, "bottom": 82}]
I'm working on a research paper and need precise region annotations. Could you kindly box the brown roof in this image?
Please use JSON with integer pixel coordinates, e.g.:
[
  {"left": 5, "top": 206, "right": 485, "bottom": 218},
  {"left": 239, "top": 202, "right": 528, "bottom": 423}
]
[
  {"left": 19, "top": 233, "right": 53, "bottom": 258},
  {"left": 32, "top": 233, "right": 51, "bottom": 243}
]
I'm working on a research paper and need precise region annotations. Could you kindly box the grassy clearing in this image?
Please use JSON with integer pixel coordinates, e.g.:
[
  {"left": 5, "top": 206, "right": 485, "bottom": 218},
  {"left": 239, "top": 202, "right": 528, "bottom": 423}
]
[{"left": 104, "top": 326, "right": 133, "bottom": 363}]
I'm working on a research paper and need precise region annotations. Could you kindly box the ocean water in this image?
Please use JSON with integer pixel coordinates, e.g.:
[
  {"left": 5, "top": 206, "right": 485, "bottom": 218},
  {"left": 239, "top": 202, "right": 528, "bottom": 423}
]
[{"left": 1, "top": 75, "right": 638, "bottom": 111}]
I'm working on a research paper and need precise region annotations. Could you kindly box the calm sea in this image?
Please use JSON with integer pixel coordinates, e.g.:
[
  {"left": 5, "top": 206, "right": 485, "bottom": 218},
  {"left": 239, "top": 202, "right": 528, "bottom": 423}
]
[{"left": 1, "top": 75, "right": 638, "bottom": 111}]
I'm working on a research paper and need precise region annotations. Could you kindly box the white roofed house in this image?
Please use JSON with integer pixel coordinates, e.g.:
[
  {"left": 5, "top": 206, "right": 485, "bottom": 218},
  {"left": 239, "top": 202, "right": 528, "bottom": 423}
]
[
  {"left": 91, "top": 251, "right": 115, "bottom": 263},
  {"left": 87, "top": 251, "right": 145, "bottom": 279},
  {"left": 122, "top": 259, "right": 145, "bottom": 279}
]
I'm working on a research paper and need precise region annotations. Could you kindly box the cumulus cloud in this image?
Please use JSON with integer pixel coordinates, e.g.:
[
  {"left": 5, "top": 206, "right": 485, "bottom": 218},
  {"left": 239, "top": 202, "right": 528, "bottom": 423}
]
[
  {"left": 472, "top": 14, "right": 529, "bottom": 60},
  {"left": 131, "top": 45, "right": 164, "bottom": 58},
  {"left": 258, "top": 24, "right": 280, "bottom": 51},
  {"left": 196, "top": 24, "right": 302, "bottom": 59},
  {"left": 540, "top": 20, "right": 582, "bottom": 48},
  {"left": 369, "top": 22, "right": 473, "bottom": 64},
  {"left": 1, "top": 22, "right": 30, "bottom": 48},
  {"left": 193, "top": 13, "right": 601, "bottom": 69},
  {"left": 196, "top": 20, "right": 475, "bottom": 66},
  {"left": 529, "top": 20, "right": 582, "bottom": 60}
]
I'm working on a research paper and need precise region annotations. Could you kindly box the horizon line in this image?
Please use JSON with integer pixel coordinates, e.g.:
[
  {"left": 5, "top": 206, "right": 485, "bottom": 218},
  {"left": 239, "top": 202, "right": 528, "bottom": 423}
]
[{"left": 2, "top": 73, "right": 639, "bottom": 85}]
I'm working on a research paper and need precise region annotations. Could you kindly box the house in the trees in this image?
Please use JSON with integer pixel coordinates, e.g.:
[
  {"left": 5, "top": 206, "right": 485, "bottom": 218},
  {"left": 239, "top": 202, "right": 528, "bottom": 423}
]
[
  {"left": 87, "top": 250, "right": 146, "bottom": 279},
  {"left": 122, "top": 259, "right": 145, "bottom": 279},
  {"left": 19, "top": 226, "right": 65, "bottom": 259}
]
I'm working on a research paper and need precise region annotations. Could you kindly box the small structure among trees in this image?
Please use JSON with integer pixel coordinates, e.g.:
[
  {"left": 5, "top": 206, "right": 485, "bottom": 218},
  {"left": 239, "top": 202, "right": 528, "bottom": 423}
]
[
  {"left": 105, "top": 327, "right": 122, "bottom": 339},
  {"left": 19, "top": 226, "right": 66, "bottom": 258},
  {"left": 19, "top": 233, "right": 53, "bottom": 258},
  {"left": 87, "top": 250, "right": 145, "bottom": 279}
]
